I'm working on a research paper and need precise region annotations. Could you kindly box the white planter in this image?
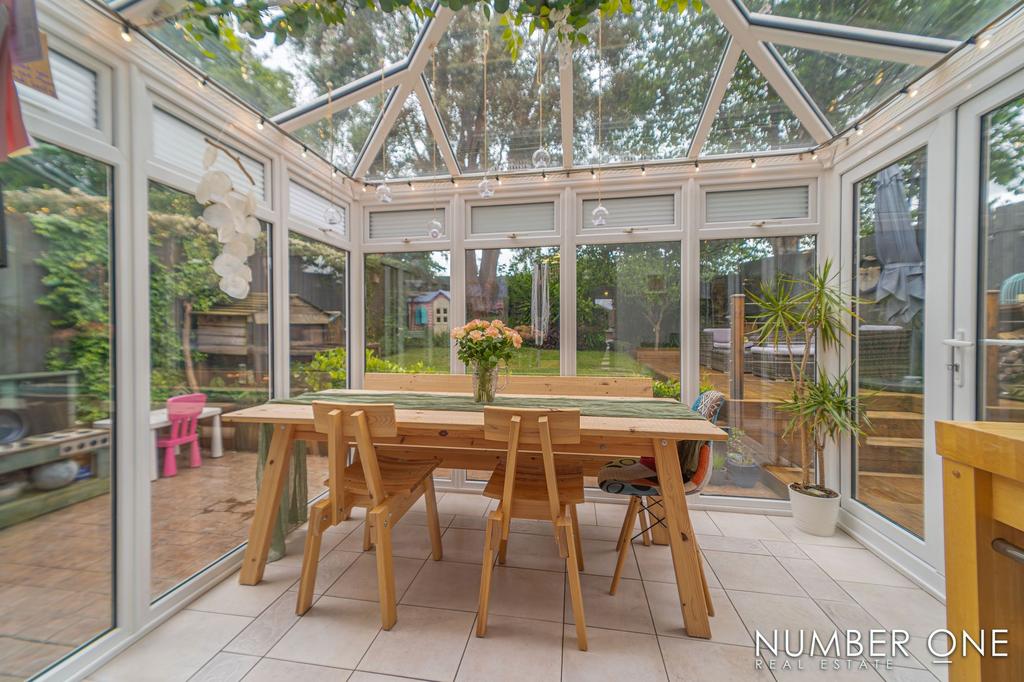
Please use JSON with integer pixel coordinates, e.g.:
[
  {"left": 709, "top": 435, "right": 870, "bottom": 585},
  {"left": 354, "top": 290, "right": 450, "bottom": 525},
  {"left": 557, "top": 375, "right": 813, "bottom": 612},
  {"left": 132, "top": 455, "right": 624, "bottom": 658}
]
[{"left": 789, "top": 484, "right": 840, "bottom": 536}]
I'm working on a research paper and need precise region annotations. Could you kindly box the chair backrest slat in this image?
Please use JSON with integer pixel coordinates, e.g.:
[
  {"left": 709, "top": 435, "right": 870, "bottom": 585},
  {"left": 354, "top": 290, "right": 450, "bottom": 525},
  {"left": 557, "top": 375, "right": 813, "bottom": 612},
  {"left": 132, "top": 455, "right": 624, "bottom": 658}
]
[
  {"left": 312, "top": 401, "right": 396, "bottom": 507},
  {"left": 364, "top": 373, "right": 652, "bottom": 397}
]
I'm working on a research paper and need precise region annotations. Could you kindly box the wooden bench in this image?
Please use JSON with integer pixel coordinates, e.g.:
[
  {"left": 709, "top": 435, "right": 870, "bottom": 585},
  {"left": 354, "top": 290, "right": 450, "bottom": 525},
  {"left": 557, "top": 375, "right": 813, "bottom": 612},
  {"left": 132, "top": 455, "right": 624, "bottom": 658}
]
[{"left": 363, "top": 373, "right": 653, "bottom": 397}]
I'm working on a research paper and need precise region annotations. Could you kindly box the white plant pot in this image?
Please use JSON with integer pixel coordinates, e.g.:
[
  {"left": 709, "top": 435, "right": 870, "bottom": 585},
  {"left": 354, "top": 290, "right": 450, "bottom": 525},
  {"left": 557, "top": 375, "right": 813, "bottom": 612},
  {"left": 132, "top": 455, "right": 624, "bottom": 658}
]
[{"left": 789, "top": 484, "right": 839, "bottom": 536}]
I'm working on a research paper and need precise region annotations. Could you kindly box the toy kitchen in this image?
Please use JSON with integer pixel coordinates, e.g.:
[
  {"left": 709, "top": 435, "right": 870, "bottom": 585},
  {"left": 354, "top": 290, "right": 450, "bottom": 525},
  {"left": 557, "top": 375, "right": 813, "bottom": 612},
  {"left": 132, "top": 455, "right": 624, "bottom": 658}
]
[{"left": 0, "top": 371, "right": 111, "bottom": 529}]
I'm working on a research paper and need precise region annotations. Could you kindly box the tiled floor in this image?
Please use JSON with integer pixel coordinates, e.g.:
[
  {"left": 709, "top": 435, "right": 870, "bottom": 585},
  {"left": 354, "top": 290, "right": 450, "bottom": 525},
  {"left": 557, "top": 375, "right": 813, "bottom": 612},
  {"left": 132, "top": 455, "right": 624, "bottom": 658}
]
[{"left": 92, "top": 496, "right": 948, "bottom": 682}]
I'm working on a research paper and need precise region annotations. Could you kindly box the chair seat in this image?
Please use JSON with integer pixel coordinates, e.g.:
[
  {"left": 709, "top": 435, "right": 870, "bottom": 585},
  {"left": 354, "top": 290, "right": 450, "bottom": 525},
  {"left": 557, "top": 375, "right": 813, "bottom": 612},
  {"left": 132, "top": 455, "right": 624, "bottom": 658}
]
[
  {"left": 324, "top": 457, "right": 440, "bottom": 497},
  {"left": 597, "top": 450, "right": 710, "bottom": 497},
  {"left": 482, "top": 463, "right": 585, "bottom": 504}
]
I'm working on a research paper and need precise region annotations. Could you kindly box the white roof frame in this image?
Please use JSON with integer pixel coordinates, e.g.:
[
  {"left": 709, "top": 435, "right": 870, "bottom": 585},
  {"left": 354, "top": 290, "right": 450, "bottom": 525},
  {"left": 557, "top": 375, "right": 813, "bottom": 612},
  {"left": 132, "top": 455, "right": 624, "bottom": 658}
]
[{"left": 266, "top": 0, "right": 984, "bottom": 179}]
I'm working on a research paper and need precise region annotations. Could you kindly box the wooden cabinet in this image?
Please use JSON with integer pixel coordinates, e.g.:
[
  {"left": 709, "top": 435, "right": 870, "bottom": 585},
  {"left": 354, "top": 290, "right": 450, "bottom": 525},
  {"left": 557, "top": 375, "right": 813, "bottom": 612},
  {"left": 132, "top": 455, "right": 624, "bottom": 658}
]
[{"left": 936, "top": 421, "right": 1024, "bottom": 682}]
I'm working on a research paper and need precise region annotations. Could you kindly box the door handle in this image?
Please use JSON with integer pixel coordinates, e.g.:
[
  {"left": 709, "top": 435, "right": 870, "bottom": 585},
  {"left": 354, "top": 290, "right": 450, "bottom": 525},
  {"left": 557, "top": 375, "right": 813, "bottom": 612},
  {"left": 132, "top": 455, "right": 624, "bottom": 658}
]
[
  {"left": 942, "top": 330, "right": 973, "bottom": 388},
  {"left": 941, "top": 338, "right": 975, "bottom": 348}
]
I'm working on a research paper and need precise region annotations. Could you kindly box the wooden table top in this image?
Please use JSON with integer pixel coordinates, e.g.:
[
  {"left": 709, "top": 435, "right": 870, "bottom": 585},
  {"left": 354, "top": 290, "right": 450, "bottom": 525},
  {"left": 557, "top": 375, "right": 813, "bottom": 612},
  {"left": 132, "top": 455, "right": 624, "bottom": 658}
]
[
  {"left": 223, "top": 390, "right": 727, "bottom": 442},
  {"left": 936, "top": 420, "right": 1024, "bottom": 482}
]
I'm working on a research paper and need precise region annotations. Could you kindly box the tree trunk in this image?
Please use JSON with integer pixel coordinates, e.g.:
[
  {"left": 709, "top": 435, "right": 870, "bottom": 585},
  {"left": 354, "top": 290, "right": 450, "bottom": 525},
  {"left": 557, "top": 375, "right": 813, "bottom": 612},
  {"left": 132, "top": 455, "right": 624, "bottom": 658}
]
[{"left": 182, "top": 300, "right": 200, "bottom": 392}]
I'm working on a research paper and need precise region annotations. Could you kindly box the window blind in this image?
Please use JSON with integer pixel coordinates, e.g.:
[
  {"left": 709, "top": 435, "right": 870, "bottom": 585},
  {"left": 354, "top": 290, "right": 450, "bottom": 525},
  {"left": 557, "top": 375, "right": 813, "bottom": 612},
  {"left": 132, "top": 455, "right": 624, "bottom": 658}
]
[
  {"left": 17, "top": 50, "right": 98, "bottom": 129},
  {"left": 470, "top": 202, "right": 555, "bottom": 236},
  {"left": 152, "top": 108, "right": 266, "bottom": 201},
  {"left": 288, "top": 181, "right": 346, "bottom": 236},
  {"left": 368, "top": 208, "right": 445, "bottom": 241},
  {"left": 581, "top": 194, "right": 675, "bottom": 230},
  {"left": 705, "top": 186, "right": 809, "bottom": 223}
]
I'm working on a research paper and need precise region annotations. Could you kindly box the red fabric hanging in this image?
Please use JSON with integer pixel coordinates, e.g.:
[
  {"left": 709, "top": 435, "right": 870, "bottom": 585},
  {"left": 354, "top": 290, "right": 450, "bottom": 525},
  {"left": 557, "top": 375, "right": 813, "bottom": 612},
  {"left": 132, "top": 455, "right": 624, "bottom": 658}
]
[{"left": 1, "top": 0, "right": 33, "bottom": 161}]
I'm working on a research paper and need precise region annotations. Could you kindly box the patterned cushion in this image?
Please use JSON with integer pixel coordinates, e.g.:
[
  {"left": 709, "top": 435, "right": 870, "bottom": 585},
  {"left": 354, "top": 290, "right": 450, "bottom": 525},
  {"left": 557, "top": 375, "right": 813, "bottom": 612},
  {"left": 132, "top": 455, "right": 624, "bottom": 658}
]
[{"left": 598, "top": 390, "right": 724, "bottom": 497}]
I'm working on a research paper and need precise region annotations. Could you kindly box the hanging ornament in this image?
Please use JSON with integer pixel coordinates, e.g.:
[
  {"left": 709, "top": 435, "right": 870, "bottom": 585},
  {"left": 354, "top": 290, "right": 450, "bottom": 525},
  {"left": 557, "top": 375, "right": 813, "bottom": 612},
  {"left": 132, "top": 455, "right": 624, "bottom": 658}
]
[
  {"left": 532, "top": 147, "right": 551, "bottom": 169},
  {"left": 428, "top": 217, "right": 443, "bottom": 239},
  {"left": 324, "top": 205, "right": 343, "bottom": 225},
  {"left": 376, "top": 181, "right": 394, "bottom": 204},
  {"left": 592, "top": 203, "right": 609, "bottom": 227},
  {"left": 593, "top": 15, "right": 611, "bottom": 228},
  {"left": 477, "top": 177, "right": 495, "bottom": 199}
]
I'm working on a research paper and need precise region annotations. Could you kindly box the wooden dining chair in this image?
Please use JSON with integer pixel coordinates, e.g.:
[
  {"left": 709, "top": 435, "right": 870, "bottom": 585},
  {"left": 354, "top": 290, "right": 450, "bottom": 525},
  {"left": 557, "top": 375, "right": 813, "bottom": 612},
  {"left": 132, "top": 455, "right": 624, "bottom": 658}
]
[
  {"left": 598, "top": 390, "right": 725, "bottom": 604},
  {"left": 476, "top": 407, "right": 589, "bottom": 650},
  {"left": 296, "top": 401, "right": 444, "bottom": 630}
]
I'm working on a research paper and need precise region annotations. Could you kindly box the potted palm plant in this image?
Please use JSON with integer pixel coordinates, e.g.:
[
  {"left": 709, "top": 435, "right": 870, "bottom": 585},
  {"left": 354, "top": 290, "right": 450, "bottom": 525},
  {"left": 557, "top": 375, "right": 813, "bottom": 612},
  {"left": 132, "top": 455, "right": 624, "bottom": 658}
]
[
  {"left": 724, "top": 428, "right": 760, "bottom": 488},
  {"left": 748, "top": 260, "right": 866, "bottom": 536}
]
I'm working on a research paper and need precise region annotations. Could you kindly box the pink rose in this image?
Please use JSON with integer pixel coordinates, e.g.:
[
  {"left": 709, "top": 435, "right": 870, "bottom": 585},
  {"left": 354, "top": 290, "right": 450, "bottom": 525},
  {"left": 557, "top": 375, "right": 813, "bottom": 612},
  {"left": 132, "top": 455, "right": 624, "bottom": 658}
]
[
  {"left": 492, "top": 319, "right": 504, "bottom": 328},
  {"left": 469, "top": 330, "right": 483, "bottom": 341},
  {"left": 485, "top": 326, "right": 500, "bottom": 338}
]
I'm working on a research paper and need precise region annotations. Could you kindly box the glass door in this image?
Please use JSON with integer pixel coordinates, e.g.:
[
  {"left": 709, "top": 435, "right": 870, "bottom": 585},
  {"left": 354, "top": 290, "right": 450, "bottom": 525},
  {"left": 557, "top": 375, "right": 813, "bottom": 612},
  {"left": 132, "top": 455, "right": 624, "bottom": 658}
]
[
  {"left": 953, "top": 74, "right": 1024, "bottom": 425},
  {"left": 839, "top": 116, "right": 955, "bottom": 570}
]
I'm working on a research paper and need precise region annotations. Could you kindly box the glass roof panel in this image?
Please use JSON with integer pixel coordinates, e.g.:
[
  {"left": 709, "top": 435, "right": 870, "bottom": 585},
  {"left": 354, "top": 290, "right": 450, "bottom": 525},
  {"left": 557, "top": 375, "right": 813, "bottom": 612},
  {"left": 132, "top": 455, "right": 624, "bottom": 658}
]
[
  {"left": 427, "top": 11, "right": 562, "bottom": 173},
  {"left": 776, "top": 47, "right": 925, "bottom": 131},
  {"left": 293, "top": 90, "right": 390, "bottom": 173},
  {"left": 366, "top": 91, "right": 447, "bottom": 180},
  {"left": 704, "top": 53, "right": 814, "bottom": 156},
  {"left": 146, "top": 9, "right": 420, "bottom": 117},
  {"left": 573, "top": 5, "right": 729, "bottom": 165},
  {"left": 755, "top": 0, "right": 1016, "bottom": 41}
]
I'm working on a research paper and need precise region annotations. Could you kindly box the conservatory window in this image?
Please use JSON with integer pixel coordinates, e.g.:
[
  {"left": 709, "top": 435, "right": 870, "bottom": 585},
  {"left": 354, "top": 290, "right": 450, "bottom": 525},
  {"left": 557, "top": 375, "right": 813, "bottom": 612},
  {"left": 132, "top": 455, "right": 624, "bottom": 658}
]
[
  {"left": 575, "top": 242, "right": 681, "bottom": 391},
  {"left": 0, "top": 143, "right": 115, "bottom": 677},
  {"left": 147, "top": 182, "right": 272, "bottom": 601},
  {"left": 698, "top": 235, "right": 817, "bottom": 499},
  {"left": 364, "top": 251, "right": 451, "bottom": 373}
]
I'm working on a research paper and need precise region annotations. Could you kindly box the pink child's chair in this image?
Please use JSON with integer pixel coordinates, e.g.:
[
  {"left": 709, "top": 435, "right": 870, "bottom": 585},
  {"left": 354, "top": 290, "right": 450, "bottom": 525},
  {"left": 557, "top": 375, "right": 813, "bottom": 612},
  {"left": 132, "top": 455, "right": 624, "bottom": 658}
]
[{"left": 157, "top": 393, "right": 207, "bottom": 477}]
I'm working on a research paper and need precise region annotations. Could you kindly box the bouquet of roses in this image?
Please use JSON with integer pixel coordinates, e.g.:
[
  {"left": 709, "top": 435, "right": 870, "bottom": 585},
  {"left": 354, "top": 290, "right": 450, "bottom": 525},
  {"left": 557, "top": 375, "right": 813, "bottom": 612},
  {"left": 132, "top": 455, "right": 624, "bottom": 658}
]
[{"left": 451, "top": 319, "right": 523, "bottom": 370}]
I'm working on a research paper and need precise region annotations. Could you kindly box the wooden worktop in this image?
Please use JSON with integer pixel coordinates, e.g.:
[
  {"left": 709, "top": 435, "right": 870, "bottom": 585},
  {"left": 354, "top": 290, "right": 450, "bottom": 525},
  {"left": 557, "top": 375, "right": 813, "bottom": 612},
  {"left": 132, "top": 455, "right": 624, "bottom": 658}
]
[{"left": 935, "top": 420, "right": 1024, "bottom": 482}]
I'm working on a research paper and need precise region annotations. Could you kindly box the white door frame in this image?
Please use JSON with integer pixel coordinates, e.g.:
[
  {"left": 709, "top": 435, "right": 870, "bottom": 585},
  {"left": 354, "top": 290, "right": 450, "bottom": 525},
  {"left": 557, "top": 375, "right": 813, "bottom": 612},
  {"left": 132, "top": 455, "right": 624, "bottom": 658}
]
[
  {"left": 836, "top": 113, "right": 955, "bottom": 577},
  {"left": 952, "top": 70, "right": 1024, "bottom": 422}
]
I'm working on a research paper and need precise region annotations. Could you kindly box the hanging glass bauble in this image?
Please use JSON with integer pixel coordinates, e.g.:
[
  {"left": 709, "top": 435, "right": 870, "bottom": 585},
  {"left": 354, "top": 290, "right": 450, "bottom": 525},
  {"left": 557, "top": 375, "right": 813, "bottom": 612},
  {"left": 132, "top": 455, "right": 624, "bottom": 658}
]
[
  {"left": 592, "top": 203, "right": 610, "bottom": 227},
  {"left": 427, "top": 218, "right": 443, "bottom": 239},
  {"left": 375, "top": 181, "right": 393, "bottom": 204},
  {"left": 324, "top": 205, "right": 343, "bottom": 226},
  {"left": 477, "top": 177, "right": 495, "bottom": 199},
  {"left": 532, "top": 147, "right": 551, "bottom": 169}
]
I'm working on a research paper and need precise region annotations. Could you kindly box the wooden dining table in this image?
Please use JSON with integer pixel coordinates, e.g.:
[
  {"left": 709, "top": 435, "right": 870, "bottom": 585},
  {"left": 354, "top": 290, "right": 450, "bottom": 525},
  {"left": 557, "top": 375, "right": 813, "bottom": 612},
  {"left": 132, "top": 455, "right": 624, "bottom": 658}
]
[{"left": 223, "top": 389, "right": 726, "bottom": 638}]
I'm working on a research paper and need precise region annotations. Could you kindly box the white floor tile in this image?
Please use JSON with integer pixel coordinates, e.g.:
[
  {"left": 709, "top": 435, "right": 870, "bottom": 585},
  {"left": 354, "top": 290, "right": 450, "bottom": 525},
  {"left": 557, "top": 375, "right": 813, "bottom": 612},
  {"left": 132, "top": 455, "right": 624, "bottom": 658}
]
[
  {"left": 338, "top": 522, "right": 437, "bottom": 560},
  {"left": 437, "top": 493, "right": 493, "bottom": 517},
  {"left": 839, "top": 582, "right": 945, "bottom": 638},
  {"left": 438, "top": 527, "right": 485, "bottom": 564},
  {"left": 565, "top": 575, "right": 654, "bottom": 634},
  {"left": 729, "top": 590, "right": 838, "bottom": 644},
  {"left": 577, "top": 523, "right": 623, "bottom": 542},
  {"left": 456, "top": 614, "right": 562, "bottom": 682},
  {"left": 633, "top": 543, "right": 720, "bottom": 588},
  {"left": 768, "top": 516, "right": 863, "bottom": 548},
  {"left": 93, "top": 610, "right": 251, "bottom": 682},
  {"left": 190, "top": 652, "right": 259, "bottom": 682},
  {"left": 324, "top": 553, "right": 425, "bottom": 603},
  {"left": 574, "top": 502, "right": 598, "bottom": 525},
  {"left": 286, "top": 549, "right": 361, "bottom": 597},
  {"left": 778, "top": 557, "right": 853, "bottom": 601},
  {"left": 688, "top": 510, "right": 723, "bottom": 536},
  {"left": 877, "top": 667, "right": 942, "bottom": 682},
  {"left": 707, "top": 512, "right": 789, "bottom": 540},
  {"left": 594, "top": 501, "right": 631, "bottom": 527},
  {"left": 358, "top": 605, "right": 474, "bottom": 682},
  {"left": 509, "top": 518, "right": 556, "bottom": 536},
  {"left": 579, "top": 537, "right": 640, "bottom": 579},
  {"left": 660, "top": 637, "right": 773, "bottom": 681},
  {"left": 697, "top": 534, "right": 770, "bottom": 555},
  {"left": 761, "top": 539, "right": 809, "bottom": 559},
  {"left": 190, "top": 563, "right": 299, "bottom": 617},
  {"left": 500, "top": 531, "right": 567, "bottom": 573},
  {"left": 402, "top": 510, "right": 455, "bottom": 527},
  {"left": 349, "top": 673, "right": 434, "bottom": 682},
  {"left": 905, "top": 638, "right": 948, "bottom": 681},
  {"left": 449, "top": 514, "right": 489, "bottom": 531},
  {"left": 243, "top": 658, "right": 350, "bottom": 681},
  {"left": 562, "top": 625, "right": 667, "bottom": 682},
  {"left": 646, "top": 583, "right": 752, "bottom": 647},
  {"left": 224, "top": 593, "right": 300, "bottom": 656},
  {"left": 802, "top": 546, "right": 915, "bottom": 588},
  {"left": 488, "top": 566, "right": 565, "bottom": 622},
  {"left": 266, "top": 596, "right": 381, "bottom": 669},
  {"left": 402, "top": 560, "right": 481, "bottom": 612},
  {"left": 704, "top": 550, "right": 805, "bottom": 597}
]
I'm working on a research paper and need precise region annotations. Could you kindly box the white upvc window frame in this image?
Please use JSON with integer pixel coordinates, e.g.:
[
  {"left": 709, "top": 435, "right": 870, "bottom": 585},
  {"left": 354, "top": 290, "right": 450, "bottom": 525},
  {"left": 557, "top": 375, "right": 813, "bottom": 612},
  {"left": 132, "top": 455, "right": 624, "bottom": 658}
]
[
  {"left": 464, "top": 190, "right": 562, "bottom": 245},
  {"left": 574, "top": 183, "right": 683, "bottom": 239},
  {"left": 362, "top": 198, "right": 455, "bottom": 249},
  {"left": 698, "top": 176, "right": 818, "bottom": 234}
]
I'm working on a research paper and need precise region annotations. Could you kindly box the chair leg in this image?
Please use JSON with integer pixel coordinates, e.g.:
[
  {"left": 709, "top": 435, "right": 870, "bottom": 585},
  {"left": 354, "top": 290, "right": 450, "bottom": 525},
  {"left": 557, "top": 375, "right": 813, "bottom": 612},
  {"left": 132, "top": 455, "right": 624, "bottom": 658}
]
[
  {"left": 371, "top": 508, "right": 397, "bottom": 630},
  {"left": 189, "top": 439, "right": 202, "bottom": 468},
  {"left": 640, "top": 501, "right": 652, "bottom": 546},
  {"left": 162, "top": 446, "right": 177, "bottom": 477},
  {"left": 362, "top": 515, "right": 374, "bottom": 551},
  {"left": 296, "top": 499, "right": 329, "bottom": 615},
  {"left": 569, "top": 504, "right": 584, "bottom": 572},
  {"left": 616, "top": 497, "right": 640, "bottom": 552},
  {"left": 423, "top": 477, "right": 443, "bottom": 561},
  {"left": 692, "top": 534, "right": 716, "bottom": 618},
  {"left": 610, "top": 497, "right": 642, "bottom": 595},
  {"left": 497, "top": 536, "right": 509, "bottom": 565},
  {"left": 563, "top": 519, "right": 587, "bottom": 651},
  {"left": 477, "top": 511, "right": 501, "bottom": 638}
]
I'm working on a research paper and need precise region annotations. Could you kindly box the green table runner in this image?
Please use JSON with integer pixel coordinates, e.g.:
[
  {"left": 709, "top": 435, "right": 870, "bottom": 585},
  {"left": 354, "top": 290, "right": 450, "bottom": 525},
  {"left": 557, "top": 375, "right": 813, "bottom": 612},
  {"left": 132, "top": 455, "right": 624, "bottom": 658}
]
[{"left": 259, "top": 389, "right": 703, "bottom": 561}]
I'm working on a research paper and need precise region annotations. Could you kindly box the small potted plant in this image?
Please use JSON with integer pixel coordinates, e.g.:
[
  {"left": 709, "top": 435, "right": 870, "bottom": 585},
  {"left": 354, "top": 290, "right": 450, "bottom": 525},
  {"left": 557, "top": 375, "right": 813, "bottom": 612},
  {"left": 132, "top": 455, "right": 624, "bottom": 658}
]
[
  {"left": 724, "top": 428, "right": 760, "bottom": 488},
  {"left": 452, "top": 319, "right": 523, "bottom": 403},
  {"left": 749, "top": 260, "right": 867, "bottom": 536}
]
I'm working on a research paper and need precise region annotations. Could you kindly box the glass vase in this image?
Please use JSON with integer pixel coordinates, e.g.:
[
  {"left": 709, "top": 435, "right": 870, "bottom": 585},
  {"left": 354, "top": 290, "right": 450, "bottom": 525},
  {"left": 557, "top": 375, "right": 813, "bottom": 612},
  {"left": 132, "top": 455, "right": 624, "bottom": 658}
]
[{"left": 472, "top": 363, "right": 499, "bottom": 403}]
